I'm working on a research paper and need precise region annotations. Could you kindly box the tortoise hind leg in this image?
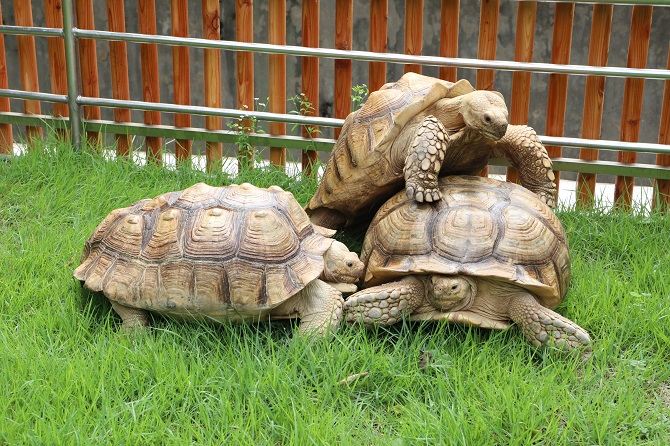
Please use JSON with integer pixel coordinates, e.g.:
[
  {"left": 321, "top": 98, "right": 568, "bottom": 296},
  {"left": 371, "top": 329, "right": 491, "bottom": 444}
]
[
  {"left": 507, "top": 291, "right": 591, "bottom": 351},
  {"left": 403, "top": 116, "right": 449, "bottom": 203},
  {"left": 110, "top": 301, "right": 150, "bottom": 333},
  {"left": 345, "top": 276, "right": 426, "bottom": 325}
]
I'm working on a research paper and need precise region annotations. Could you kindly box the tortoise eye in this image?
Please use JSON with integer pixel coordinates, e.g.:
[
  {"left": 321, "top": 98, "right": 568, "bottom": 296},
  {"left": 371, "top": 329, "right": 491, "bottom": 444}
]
[
  {"left": 483, "top": 114, "right": 492, "bottom": 124},
  {"left": 347, "top": 261, "right": 354, "bottom": 268},
  {"left": 451, "top": 285, "right": 459, "bottom": 291}
]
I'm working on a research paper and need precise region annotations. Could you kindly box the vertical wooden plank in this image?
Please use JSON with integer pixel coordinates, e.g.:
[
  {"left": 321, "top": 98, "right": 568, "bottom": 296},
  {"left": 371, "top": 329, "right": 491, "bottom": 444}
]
[
  {"left": 139, "top": 0, "right": 162, "bottom": 165},
  {"left": 76, "top": 0, "right": 102, "bottom": 146},
  {"left": 106, "top": 0, "right": 132, "bottom": 157},
  {"left": 301, "top": 0, "right": 319, "bottom": 175},
  {"left": 544, "top": 2, "right": 574, "bottom": 188},
  {"left": 404, "top": 0, "right": 423, "bottom": 74},
  {"left": 44, "top": 0, "right": 69, "bottom": 142},
  {"left": 476, "top": 0, "right": 499, "bottom": 91},
  {"left": 236, "top": 0, "right": 254, "bottom": 169},
  {"left": 614, "top": 5, "right": 653, "bottom": 209},
  {"left": 577, "top": 4, "right": 613, "bottom": 207},
  {"left": 269, "top": 0, "right": 287, "bottom": 167},
  {"left": 506, "top": 1, "right": 537, "bottom": 184},
  {"left": 172, "top": 0, "right": 192, "bottom": 162},
  {"left": 369, "top": 0, "right": 387, "bottom": 92},
  {"left": 652, "top": 45, "right": 670, "bottom": 211},
  {"left": 202, "top": 0, "right": 222, "bottom": 171},
  {"left": 475, "top": 0, "right": 500, "bottom": 177},
  {"left": 14, "top": 0, "right": 43, "bottom": 143},
  {"left": 0, "top": 4, "right": 13, "bottom": 153},
  {"left": 439, "top": 0, "right": 459, "bottom": 83},
  {"left": 334, "top": 0, "right": 353, "bottom": 139}
]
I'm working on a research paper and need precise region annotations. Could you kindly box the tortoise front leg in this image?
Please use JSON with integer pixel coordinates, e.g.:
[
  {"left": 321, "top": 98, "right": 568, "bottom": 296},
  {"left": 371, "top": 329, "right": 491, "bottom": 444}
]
[
  {"left": 507, "top": 291, "right": 591, "bottom": 351},
  {"left": 345, "top": 276, "right": 426, "bottom": 325},
  {"left": 494, "top": 125, "right": 557, "bottom": 208},
  {"left": 404, "top": 116, "right": 449, "bottom": 203},
  {"left": 278, "top": 279, "right": 344, "bottom": 336}
]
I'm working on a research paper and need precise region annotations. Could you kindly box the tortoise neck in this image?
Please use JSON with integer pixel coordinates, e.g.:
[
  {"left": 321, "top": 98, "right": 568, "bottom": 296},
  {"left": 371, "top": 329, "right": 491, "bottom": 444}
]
[{"left": 426, "top": 97, "right": 466, "bottom": 133}]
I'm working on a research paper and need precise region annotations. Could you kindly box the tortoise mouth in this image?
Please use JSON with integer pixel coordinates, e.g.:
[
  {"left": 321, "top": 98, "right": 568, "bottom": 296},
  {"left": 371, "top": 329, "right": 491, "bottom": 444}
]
[{"left": 482, "top": 123, "right": 508, "bottom": 141}]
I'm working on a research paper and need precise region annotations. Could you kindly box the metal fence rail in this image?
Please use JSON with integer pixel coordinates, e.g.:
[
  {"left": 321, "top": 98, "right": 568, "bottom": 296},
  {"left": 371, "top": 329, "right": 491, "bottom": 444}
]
[{"left": 0, "top": 0, "right": 669, "bottom": 208}]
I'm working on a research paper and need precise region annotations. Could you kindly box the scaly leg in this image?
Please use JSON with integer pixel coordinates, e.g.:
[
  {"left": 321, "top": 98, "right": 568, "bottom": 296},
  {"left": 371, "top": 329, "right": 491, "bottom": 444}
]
[
  {"left": 404, "top": 116, "right": 449, "bottom": 203},
  {"left": 345, "top": 276, "right": 426, "bottom": 325},
  {"left": 279, "top": 279, "right": 345, "bottom": 336},
  {"left": 110, "top": 300, "right": 150, "bottom": 333},
  {"left": 494, "top": 125, "right": 557, "bottom": 208},
  {"left": 508, "top": 292, "right": 591, "bottom": 351}
]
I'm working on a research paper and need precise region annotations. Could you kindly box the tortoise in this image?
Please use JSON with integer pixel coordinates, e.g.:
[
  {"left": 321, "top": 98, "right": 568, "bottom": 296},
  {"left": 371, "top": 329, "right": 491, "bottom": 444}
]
[
  {"left": 344, "top": 175, "right": 590, "bottom": 351},
  {"left": 306, "top": 72, "right": 557, "bottom": 229},
  {"left": 74, "top": 182, "right": 364, "bottom": 335}
]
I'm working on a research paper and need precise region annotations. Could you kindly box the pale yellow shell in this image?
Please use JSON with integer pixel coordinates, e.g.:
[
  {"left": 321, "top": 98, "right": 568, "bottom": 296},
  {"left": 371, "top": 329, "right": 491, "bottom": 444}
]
[
  {"left": 74, "top": 183, "right": 334, "bottom": 313},
  {"left": 361, "top": 176, "right": 570, "bottom": 309}
]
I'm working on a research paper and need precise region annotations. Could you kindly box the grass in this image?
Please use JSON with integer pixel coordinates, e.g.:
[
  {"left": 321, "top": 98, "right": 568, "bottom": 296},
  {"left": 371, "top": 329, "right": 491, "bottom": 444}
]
[{"left": 1, "top": 137, "right": 669, "bottom": 445}]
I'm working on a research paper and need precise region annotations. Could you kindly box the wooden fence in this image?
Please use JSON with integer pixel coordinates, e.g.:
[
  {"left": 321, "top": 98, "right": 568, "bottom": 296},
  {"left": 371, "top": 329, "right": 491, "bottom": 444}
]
[{"left": 0, "top": 0, "right": 669, "bottom": 210}]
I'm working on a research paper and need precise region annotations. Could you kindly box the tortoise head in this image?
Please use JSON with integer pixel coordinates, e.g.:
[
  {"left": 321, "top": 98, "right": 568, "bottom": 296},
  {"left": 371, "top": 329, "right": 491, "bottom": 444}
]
[
  {"left": 460, "top": 90, "right": 509, "bottom": 141},
  {"left": 321, "top": 240, "right": 365, "bottom": 284},
  {"left": 427, "top": 275, "right": 477, "bottom": 311}
]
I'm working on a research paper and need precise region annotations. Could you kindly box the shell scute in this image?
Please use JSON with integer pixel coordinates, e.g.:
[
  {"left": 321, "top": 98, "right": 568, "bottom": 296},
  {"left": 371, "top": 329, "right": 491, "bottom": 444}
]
[
  {"left": 100, "top": 212, "right": 144, "bottom": 258},
  {"left": 237, "top": 209, "right": 301, "bottom": 262},
  {"left": 103, "top": 257, "right": 143, "bottom": 304},
  {"left": 182, "top": 207, "right": 237, "bottom": 259},
  {"left": 173, "top": 182, "right": 222, "bottom": 210},
  {"left": 79, "top": 250, "right": 116, "bottom": 292},
  {"left": 140, "top": 208, "right": 184, "bottom": 261},
  {"left": 495, "top": 206, "right": 558, "bottom": 265},
  {"left": 159, "top": 262, "right": 196, "bottom": 308},
  {"left": 432, "top": 205, "right": 497, "bottom": 263}
]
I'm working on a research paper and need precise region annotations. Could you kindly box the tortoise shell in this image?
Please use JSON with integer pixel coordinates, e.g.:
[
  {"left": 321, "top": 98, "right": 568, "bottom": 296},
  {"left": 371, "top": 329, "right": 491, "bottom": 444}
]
[
  {"left": 349, "top": 72, "right": 475, "bottom": 155},
  {"left": 360, "top": 176, "right": 570, "bottom": 309},
  {"left": 74, "top": 183, "right": 336, "bottom": 314}
]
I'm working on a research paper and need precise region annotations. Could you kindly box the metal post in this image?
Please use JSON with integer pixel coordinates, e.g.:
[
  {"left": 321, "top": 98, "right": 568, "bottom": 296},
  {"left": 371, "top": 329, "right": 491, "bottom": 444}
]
[{"left": 61, "top": 0, "right": 82, "bottom": 150}]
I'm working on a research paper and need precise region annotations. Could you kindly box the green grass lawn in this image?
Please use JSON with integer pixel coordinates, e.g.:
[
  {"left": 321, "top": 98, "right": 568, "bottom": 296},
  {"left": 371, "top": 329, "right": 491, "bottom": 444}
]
[{"left": 1, "top": 140, "right": 669, "bottom": 445}]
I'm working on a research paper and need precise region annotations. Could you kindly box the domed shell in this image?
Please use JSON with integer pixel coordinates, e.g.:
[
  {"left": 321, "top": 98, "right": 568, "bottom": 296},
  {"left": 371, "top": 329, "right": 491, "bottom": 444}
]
[
  {"left": 347, "top": 72, "right": 475, "bottom": 155},
  {"left": 361, "top": 176, "right": 570, "bottom": 309},
  {"left": 74, "top": 182, "right": 335, "bottom": 312}
]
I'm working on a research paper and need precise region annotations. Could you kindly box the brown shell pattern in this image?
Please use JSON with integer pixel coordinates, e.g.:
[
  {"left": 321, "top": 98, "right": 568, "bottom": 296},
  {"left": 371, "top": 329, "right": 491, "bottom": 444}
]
[
  {"left": 74, "top": 183, "right": 333, "bottom": 312},
  {"left": 361, "top": 176, "right": 570, "bottom": 309},
  {"left": 347, "top": 73, "right": 474, "bottom": 154}
]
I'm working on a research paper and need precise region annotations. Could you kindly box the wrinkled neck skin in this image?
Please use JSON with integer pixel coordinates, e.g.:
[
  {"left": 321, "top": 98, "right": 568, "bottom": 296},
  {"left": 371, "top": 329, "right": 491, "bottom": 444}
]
[{"left": 464, "top": 278, "right": 529, "bottom": 322}]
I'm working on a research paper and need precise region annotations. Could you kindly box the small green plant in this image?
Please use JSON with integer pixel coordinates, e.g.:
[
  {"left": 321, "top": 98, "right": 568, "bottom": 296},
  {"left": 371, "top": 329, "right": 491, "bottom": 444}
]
[
  {"left": 351, "top": 83, "right": 369, "bottom": 111},
  {"left": 288, "top": 93, "right": 322, "bottom": 140},
  {"left": 227, "top": 97, "right": 268, "bottom": 170},
  {"left": 288, "top": 93, "right": 322, "bottom": 176}
]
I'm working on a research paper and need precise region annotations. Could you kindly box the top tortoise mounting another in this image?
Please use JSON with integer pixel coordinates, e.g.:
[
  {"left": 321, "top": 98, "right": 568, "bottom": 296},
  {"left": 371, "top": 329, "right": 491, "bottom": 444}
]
[
  {"left": 306, "top": 72, "right": 557, "bottom": 230},
  {"left": 74, "top": 182, "right": 364, "bottom": 336},
  {"left": 345, "top": 175, "right": 590, "bottom": 352}
]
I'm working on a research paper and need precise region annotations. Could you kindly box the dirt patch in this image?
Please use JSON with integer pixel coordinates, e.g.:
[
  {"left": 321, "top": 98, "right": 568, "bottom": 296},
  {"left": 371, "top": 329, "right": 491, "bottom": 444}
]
[{"left": 660, "top": 382, "right": 670, "bottom": 409}]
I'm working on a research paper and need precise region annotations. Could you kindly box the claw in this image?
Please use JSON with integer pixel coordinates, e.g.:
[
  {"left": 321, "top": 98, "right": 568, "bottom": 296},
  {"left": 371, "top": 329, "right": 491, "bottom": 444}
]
[
  {"left": 406, "top": 186, "right": 415, "bottom": 199},
  {"left": 415, "top": 191, "right": 424, "bottom": 202}
]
